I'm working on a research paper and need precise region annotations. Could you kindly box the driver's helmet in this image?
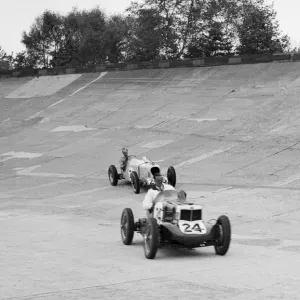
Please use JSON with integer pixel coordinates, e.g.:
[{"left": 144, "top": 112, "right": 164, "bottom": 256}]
[
  {"left": 177, "top": 190, "right": 187, "bottom": 201},
  {"left": 122, "top": 148, "right": 128, "bottom": 155}
]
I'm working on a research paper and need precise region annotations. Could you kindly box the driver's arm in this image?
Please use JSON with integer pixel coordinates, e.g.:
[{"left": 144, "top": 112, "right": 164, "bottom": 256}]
[
  {"left": 119, "top": 157, "right": 126, "bottom": 168},
  {"left": 143, "top": 189, "right": 155, "bottom": 210}
]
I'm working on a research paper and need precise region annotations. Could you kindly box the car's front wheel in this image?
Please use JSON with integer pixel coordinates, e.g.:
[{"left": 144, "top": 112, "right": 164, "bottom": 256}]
[
  {"left": 108, "top": 165, "right": 118, "bottom": 186},
  {"left": 167, "top": 166, "right": 176, "bottom": 187},
  {"left": 143, "top": 218, "right": 159, "bottom": 259},
  {"left": 214, "top": 215, "right": 231, "bottom": 255},
  {"left": 130, "top": 171, "right": 140, "bottom": 194},
  {"left": 120, "top": 208, "right": 135, "bottom": 245}
]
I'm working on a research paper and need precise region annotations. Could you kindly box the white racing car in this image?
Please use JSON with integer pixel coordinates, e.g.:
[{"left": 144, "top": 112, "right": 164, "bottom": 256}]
[
  {"left": 120, "top": 190, "right": 231, "bottom": 259},
  {"left": 108, "top": 155, "right": 176, "bottom": 194}
]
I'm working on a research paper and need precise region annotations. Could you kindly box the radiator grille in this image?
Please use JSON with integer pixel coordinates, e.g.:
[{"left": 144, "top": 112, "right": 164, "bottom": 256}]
[
  {"left": 180, "top": 210, "right": 191, "bottom": 221},
  {"left": 180, "top": 209, "right": 202, "bottom": 221}
]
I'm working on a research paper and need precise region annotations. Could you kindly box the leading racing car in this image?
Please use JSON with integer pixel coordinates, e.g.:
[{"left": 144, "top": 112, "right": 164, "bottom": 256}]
[
  {"left": 120, "top": 190, "right": 231, "bottom": 259},
  {"left": 108, "top": 155, "right": 176, "bottom": 194}
]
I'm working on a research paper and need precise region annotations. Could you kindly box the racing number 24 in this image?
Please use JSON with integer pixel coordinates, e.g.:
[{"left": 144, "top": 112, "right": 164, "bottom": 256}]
[{"left": 182, "top": 223, "right": 202, "bottom": 233}]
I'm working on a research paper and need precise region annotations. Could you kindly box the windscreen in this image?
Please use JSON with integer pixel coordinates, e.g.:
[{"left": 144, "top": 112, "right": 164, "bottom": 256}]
[
  {"left": 154, "top": 190, "right": 185, "bottom": 204},
  {"left": 128, "top": 155, "right": 150, "bottom": 164}
]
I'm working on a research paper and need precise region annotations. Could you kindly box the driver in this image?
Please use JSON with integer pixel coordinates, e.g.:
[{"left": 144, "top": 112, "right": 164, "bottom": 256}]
[
  {"left": 119, "top": 148, "right": 129, "bottom": 176},
  {"left": 142, "top": 170, "right": 175, "bottom": 217}
]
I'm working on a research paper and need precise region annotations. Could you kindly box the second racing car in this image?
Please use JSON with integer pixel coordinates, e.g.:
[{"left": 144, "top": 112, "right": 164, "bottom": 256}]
[{"left": 108, "top": 155, "right": 176, "bottom": 194}]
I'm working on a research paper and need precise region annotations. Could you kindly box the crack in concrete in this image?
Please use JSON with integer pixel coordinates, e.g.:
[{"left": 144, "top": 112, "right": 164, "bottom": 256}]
[
  {"left": 225, "top": 139, "right": 300, "bottom": 176},
  {"left": 269, "top": 164, "right": 294, "bottom": 177},
  {"left": 178, "top": 182, "right": 300, "bottom": 191}
]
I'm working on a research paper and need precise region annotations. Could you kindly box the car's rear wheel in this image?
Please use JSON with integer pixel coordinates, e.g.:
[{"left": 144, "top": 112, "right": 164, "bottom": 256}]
[
  {"left": 167, "top": 166, "right": 176, "bottom": 187},
  {"left": 130, "top": 171, "right": 140, "bottom": 194},
  {"left": 214, "top": 215, "right": 231, "bottom": 255},
  {"left": 120, "top": 208, "right": 135, "bottom": 245},
  {"left": 108, "top": 165, "right": 118, "bottom": 186},
  {"left": 143, "top": 218, "right": 159, "bottom": 259}
]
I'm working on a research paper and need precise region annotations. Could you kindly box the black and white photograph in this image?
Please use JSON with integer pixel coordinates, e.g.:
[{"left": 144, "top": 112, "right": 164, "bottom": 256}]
[{"left": 0, "top": 0, "right": 300, "bottom": 299}]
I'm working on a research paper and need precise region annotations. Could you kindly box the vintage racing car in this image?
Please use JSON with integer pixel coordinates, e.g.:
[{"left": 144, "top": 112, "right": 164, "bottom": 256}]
[
  {"left": 120, "top": 190, "right": 231, "bottom": 259},
  {"left": 108, "top": 155, "right": 176, "bottom": 194}
]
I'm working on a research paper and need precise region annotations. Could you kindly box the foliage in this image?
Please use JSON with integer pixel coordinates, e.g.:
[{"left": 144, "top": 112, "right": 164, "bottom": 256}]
[
  {"left": 124, "top": 7, "right": 165, "bottom": 61},
  {"left": 0, "top": 46, "right": 12, "bottom": 70},
  {"left": 5, "top": 0, "right": 293, "bottom": 68},
  {"left": 105, "top": 14, "right": 131, "bottom": 63},
  {"left": 12, "top": 51, "right": 37, "bottom": 69},
  {"left": 20, "top": 7, "right": 129, "bottom": 68},
  {"left": 0, "top": 46, "right": 6, "bottom": 59},
  {"left": 235, "top": 0, "right": 290, "bottom": 54}
]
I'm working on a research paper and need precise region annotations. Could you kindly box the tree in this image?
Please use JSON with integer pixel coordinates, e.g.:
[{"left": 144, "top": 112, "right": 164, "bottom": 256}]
[
  {"left": 21, "top": 7, "right": 113, "bottom": 67},
  {"left": 76, "top": 7, "right": 107, "bottom": 64},
  {"left": 126, "top": 0, "right": 181, "bottom": 59},
  {"left": 291, "top": 46, "right": 300, "bottom": 53},
  {"left": 22, "top": 10, "right": 64, "bottom": 67},
  {"left": 125, "top": 7, "right": 164, "bottom": 61},
  {"left": 105, "top": 14, "right": 132, "bottom": 63},
  {"left": 185, "top": 21, "right": 233, "bottom": 58},
  {"left": 236, "top": 0, "right": 290, "bottom": 54},
  {"left": 42, "top": 11, "right": 65, "bottom": 66},
  {"left": 175, "top": 0, "right": 207, "bottom": 58},
  {"left": 126, "top": 0, "right": 238, "bottom": 59},
  {"left": 51, "top": 9, "right": 82, "bottom": 67},
  {"left": 15, "top": 0, "right": 292, "bottom": 68},
  {"left": 12, "top": 51, "right": 37, "bottom": 69},
  {"left": 0, "top": 46, "right": 6, "bottom": 59},
  {"left": 0, "top": 46, "right": 13, "bottom": 70},
  {"left": 0, "top": 46, "right": 8, "bottom": 70}
]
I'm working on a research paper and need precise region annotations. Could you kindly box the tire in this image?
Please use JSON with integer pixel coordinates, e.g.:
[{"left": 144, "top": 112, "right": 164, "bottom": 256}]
[
  {"left": 167, "top": 166, "right": 176, "bottom": 187},
  {"left": 130, "top": 171, "right": 140, "bottom": 194},
  {"left": 120, "top": 208, "right": 135, "bottom": 245},
  {"left": 214, "top": 215, "right": 231, "bottom": 256},
  {"left": 108, "top": 165, "right": 118, "bottom": 186},
  {"left": 143, "top": 218, "right": 159, "bottom": 259}
]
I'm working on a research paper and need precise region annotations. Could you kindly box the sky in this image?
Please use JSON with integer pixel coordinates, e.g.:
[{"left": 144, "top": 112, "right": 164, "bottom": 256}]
[{"left": 0, "top": 0, "right": 299, "bottom": 54}]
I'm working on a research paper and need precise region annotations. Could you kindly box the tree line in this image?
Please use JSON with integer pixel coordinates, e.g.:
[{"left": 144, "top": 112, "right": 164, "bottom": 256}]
[{"left": 0, "top": 0, "right": 296, "bottom": 70}]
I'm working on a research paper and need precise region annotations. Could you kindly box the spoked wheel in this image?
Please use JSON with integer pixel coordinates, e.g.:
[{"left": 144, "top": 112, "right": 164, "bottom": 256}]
[
  {"left": 143, "top": 218, "right": 159, "bottom": 259},
  {"left": 130, "top": 171, "right": 140, "bottom": 194},
  {"left": 167, "top": 166, "right": 176, "bottom": 187},
  {"left": 214, "top": 215, "right": 231, "bottom": 255},
  {"left": 120, "top": 208, "right": 135, "bottom": 245},
  {"left": 108, "top": 165, "right": 118, "bottom": 186}
]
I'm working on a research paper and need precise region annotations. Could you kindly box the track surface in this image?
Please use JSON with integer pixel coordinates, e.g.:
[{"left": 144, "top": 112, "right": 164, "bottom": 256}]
[{"left": 1, "top": 63, "right": 300, "bottom": 299}]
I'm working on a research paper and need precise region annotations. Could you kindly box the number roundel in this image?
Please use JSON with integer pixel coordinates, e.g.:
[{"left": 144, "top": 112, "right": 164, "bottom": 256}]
[{"left": 182, "top": 223, "right": 202, "bottom": 233}]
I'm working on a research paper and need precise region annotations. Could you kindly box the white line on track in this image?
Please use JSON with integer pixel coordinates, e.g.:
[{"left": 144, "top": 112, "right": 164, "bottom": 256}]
[
  {"left": 25, "top": 72, "right": 108, "bottom": 121},
  {"left": 10, "top": 179, "right": 70, "bottom": 194},
  {"left": 174, "top": 145, "right": 236, "bottom": 169},
  {"left": 44, "top": 186, "right": 110, "bottom": 201},
  {"left": 0, "top": 157, "right": 14, "bottom": 163},
  {"left": 1, "top": 151, "right": 43, "bottom": 158},
  {"left": 0, "top": 151, "right": 43, "bottom": 163},
  {"left": 214, "top": 187, "right": 234, "bottom": 193},
  {"left": 188, "top": 118, "right": 219, "bottom": 122},
  {"left": 2, "top": 118, "right": 10, "bottom": 123},
  {"left": 141, "top": 140, "right": 174, "bottom": 149},
  {"left": 13, "top": 165, "right": 75, "bottom": 178},
  {"left": 51, "top": 125, "right": 97, "bottom": 133}
]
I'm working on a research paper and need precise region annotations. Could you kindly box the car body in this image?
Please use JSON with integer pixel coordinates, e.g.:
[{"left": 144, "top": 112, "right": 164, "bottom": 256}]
[
  {"left": 108, "top": 155, "right": 176, "bottom": 194},
  {"left": 120, "top": 190, "right": 231, "bottom": 259}
]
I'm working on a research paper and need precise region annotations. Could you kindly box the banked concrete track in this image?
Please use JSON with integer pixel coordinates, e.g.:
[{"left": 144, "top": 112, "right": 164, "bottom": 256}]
[{"left": 1, "top": 63, "right": 300, "bottom": 299}]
